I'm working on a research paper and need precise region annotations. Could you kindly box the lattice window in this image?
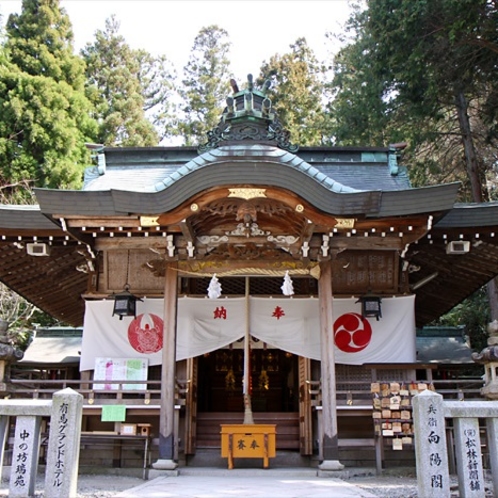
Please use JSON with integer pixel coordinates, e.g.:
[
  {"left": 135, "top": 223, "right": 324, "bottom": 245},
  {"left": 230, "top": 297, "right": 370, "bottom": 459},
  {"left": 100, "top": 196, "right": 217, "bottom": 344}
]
[
  {"left": 336, "top": 364, "right": 371, "bottom": 392},
  {"left": 184, "top": 277, "right": 317, "bottom": 296},
  {"left": 376, "top": 369, "right": 415, "bottom": 382}
]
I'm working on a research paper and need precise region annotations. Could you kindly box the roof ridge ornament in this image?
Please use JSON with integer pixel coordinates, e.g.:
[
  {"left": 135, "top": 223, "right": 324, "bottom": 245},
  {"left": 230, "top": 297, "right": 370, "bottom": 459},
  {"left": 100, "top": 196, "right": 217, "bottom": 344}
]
[{"left": 198, "top": 74, "right": 299, "bottom": 154}]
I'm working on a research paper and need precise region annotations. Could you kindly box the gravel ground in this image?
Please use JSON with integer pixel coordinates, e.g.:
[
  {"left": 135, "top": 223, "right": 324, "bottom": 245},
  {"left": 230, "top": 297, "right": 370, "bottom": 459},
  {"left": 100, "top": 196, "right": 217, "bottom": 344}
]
[
  {"left": 348, "top": 475, "right": 418, "bottom": 497},
  {"left": 348, "top": 473, "right": 495, "bottom": 498},
  {"left": 1, "top": 470, "right": 495, "bottom": 497},
  {"left": 0, "top": 474, "right": 145, "bottom": 497}
]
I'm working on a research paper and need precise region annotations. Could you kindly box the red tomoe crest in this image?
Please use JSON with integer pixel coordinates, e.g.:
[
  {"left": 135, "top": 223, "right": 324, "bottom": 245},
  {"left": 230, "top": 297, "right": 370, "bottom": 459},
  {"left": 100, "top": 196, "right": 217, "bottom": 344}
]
[
  {"left": 334, "top": 313, "right": 372, "bottom": 353},
  {"left": 128, "top": 313, "right": 163, "bottom": 354}
]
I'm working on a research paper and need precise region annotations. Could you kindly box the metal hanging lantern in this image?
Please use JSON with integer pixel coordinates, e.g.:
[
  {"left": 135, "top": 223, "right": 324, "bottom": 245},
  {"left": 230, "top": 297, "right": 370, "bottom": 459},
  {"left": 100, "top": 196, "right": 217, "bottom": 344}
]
[
  {"left": 111, "top": 250, "right": 142, "bottom": 320},
  {"left": 357, "top": 295, "right": 382, "bottom": 321},
  {"left": 112, "top": 285, "right": 141, "bottom": 320}
]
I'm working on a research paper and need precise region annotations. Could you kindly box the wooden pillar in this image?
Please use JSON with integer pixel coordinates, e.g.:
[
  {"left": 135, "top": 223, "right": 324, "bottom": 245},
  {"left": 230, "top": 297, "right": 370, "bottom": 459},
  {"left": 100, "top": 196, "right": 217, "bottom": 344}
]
[
  {"left": 152, "top": 262, "right": 178, "bottom": 470},
  {"left": 317, "top": 260, "right": 344, "bottom": 471}
]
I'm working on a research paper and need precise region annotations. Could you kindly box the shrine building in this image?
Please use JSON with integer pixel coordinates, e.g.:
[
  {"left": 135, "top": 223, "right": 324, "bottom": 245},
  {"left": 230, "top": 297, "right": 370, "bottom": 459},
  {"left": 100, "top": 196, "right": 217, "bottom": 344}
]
[{"left": 1, "top": 75, "right": 498, "bottom": 471}]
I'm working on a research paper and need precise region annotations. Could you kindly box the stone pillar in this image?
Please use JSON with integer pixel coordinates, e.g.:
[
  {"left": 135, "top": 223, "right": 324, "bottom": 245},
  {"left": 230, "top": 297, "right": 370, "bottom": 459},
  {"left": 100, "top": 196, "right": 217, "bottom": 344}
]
[
  {"left": 9, "top": 415, "right": 42, "bottom": 497},
  {"left": 412, "top": 390, "right": 450, "bottom": 498},
  {"left": 0, "top": 414, "right": 9, "bottom": 472},
  {"left": 454, "top": 417, "right": 485, "bottom": 498},
  {"left": 44, "top": 388, "right": 83, "bottom": 498},
  {"left": 486, "top": 417, "right": 498, "bottom": 497},
  {"left": 152, "top": 262, "right": 178, "bottom": 470},
  {"left": 317, "top": 261, "right": 343, "bottom": 472}
]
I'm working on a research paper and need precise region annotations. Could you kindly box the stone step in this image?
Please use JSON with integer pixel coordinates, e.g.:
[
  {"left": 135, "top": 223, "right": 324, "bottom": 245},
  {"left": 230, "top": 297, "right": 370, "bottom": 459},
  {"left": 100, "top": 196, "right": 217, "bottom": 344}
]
[
  {"left": 147, "top": 466, "right": 379, "bottom": 480},
  {"left": 185, "top": 449, "right": 312, "bottom": 468}
]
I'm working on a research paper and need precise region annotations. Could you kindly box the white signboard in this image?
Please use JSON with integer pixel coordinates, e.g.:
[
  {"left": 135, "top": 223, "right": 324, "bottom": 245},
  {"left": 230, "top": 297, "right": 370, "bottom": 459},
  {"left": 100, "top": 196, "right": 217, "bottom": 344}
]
[{"left": 94, "top": 357, "right": 148, "bottom": 391}]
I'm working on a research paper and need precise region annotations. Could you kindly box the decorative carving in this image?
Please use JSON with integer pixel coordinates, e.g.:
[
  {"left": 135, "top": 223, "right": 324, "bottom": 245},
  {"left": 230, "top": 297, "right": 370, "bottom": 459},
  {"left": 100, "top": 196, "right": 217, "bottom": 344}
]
[
  {"left": 205, "top": 243, "right": 291, "bottom": 260},
  {"left": 334, "top": 218, "right": 356, "bottom": 229},
  {"left": 226, "top": 223, "right": 270, "bottom": 237},
  {"left": 197, "top": 235, "right": 229, "bottom": 245},
  {"left": 228, "top": 188, "right": 267, "bottom": 200},
  {"left": 236, "top": 202, "right": 258, "bottom": 225},
  {"left": 197, "top": 121, "right": 231, "bottom": 153},
  {"left": 205, "top": 198, "right": 293, "bottom": 218},
  {"left": 204, "top": 200, "right": 244, "bottom": 218},
  {"left": 140, "top": 216, "right": 159, "bottom": 227},
  {"left": 267, "top": 118, "right": 299, "bottom": 153},
  {"left": 198, "top": 75, "right": 299, "bottom": 154},
  {"left": 198, "top": 198, "right": 298, "bottom": 240},
  {"left": 230, "top": 124, "right": 264, "bottom": 141},
  {"left": 267, "top": 235, "right": 299, "bottom": 245}
]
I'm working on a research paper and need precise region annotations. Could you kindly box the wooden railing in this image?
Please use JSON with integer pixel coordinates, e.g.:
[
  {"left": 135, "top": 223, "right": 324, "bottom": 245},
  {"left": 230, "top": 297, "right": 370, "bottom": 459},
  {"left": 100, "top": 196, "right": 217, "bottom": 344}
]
[
  {"left": 9, "top": 377, "right": 484, "bottom": 406},
  {"left": 309, "top": 378, "right": 485, "bottom": 407},
  {"left": 9, "top": 379, "right": 190, "bottom": 406}
]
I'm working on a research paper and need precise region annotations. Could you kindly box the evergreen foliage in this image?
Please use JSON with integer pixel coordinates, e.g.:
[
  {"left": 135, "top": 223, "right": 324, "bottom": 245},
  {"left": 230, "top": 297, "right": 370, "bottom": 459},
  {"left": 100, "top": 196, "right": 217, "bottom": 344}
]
[
  {"left": 0, "top": 0, "right": 96, "bottom": 195},
  {"left": 327, "top": 0, "right": 498, "bottom": 336},
  {"left": 329, "top": 0, "right": 498, "bottom": 202},
  {"left": 257, "top": 38, "right": 327, "bottom": 146},
  {"left": 179, "top": 25, "right": 232, "bottom": 146},
  {"left": 433, "top": 287, "right": 491, "bottom": 353},
  {"left": 135, "top": 49, "right": 178, "bottom": 143},
  {"left": 81, "top": 16, "right": 160, "bottom": 147}
]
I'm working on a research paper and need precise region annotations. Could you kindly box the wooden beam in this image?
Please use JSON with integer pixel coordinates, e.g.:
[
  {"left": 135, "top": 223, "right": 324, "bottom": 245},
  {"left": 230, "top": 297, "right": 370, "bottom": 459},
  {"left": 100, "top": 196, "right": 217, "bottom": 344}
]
[
  {"left": 65, "top": 217, "right": 140, "bottom": 227},
  {"left": 95, "top": 238, "right": 168, "bottom": 250},
  {"left": 179, "top": 219, "right": 196, "bottom": 244},
  {"left": 300, "top": 219, "right": 315, "bottom": 243},
  {"left": 329, "top": 236, "right": 404, "bottom": 251},
  {"left": 156, "top": 262, "right": 178, "bottom": 467}
]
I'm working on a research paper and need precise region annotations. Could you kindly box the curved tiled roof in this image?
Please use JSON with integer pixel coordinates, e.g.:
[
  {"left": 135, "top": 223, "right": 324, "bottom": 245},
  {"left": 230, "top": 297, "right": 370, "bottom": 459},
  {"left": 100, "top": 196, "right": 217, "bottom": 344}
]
[
  {"left": 83, "top": 146, "right": 412, "bottom": 194},
  {"left": 435, "top": 201, "right": 498, "bottom": 227},
  {"left": 0, "top": 205, "right": 58, "bottom": 230},
  {"left": 35, "top": 144, "right": 459, "bottom": 218},
  {"left": 150, "top": 145, "right": 359, "bottom": 194}
]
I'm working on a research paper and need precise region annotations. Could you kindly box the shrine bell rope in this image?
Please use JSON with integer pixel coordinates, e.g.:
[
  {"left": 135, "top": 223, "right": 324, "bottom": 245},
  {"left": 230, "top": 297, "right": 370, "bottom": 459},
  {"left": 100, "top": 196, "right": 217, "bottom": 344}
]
[{"left": 175, "top": 266, "right": 321, "bottom": 280}]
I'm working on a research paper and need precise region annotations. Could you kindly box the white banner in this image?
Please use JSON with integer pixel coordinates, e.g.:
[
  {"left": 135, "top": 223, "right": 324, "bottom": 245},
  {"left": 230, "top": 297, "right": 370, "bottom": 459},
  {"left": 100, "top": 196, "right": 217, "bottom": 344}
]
[{"left": 80, "top": 295, "right": 416, "bottom": 370}]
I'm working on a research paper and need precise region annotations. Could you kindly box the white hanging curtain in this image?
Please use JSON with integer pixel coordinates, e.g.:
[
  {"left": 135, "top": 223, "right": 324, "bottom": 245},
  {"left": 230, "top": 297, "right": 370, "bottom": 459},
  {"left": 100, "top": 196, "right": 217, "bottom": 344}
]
[{"left": 80, "top": 295, "right": 416, "bottom": 371}]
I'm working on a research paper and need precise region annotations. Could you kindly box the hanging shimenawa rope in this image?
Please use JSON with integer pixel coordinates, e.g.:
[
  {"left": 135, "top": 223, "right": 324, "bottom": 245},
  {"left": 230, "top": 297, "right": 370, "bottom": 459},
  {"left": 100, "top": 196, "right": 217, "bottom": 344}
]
[{"left": 175, "top": 265, "right": 321, "bottom": 280}]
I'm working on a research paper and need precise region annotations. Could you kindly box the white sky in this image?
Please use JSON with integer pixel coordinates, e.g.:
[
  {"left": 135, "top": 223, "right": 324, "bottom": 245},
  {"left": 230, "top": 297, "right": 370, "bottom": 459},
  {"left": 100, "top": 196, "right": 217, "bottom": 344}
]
[{"left": 1, "top": 0, "right": 353, "bottom": 81}]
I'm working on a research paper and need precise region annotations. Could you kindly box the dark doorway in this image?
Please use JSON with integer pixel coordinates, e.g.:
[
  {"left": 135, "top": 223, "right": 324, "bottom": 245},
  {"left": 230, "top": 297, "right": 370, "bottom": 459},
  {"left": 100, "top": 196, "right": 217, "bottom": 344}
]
[{"left": 197, "top": 349, "right": 299, "bottom": 413}]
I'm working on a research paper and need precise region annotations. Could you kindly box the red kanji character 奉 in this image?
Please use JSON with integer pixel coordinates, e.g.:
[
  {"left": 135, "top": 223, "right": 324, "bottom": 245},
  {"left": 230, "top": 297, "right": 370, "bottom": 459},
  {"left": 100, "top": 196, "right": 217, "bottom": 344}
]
[
  {"left": 272, "top": 306, "right": 285, "bottom": 320},
  {"left": 213, "top": 306, "right": 227, "bottom": 319}
]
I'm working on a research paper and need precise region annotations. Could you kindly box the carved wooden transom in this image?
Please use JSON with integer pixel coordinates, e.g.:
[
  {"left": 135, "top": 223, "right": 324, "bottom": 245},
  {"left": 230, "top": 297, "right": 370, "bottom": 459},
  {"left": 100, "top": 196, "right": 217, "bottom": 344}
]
[{"left": 190, "top": 197, "right": 305, "bottom": 238}]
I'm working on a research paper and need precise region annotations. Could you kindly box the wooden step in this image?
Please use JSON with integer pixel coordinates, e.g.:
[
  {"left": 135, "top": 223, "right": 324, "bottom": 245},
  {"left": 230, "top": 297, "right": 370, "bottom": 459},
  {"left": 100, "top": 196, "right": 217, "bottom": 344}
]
[{"left": 196, "top": 412, "right": 300, "bottom": 450}]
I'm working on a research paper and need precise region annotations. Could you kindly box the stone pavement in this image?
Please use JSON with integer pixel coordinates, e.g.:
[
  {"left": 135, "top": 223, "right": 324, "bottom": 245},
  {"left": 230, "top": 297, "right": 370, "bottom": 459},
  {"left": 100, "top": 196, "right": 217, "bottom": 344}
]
[{"left": 115, "top": 469, "right": 378, "bottom": 497}]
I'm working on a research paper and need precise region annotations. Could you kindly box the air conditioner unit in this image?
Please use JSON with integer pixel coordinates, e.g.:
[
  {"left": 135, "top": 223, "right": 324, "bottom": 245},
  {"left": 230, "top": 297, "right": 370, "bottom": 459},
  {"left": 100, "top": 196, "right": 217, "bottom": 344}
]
[
  {"left": 446, "top": 240, "right": 470, "bottom": 255},
  {"left": 26, "top": 243, "right": 50, "bottom": 257}
]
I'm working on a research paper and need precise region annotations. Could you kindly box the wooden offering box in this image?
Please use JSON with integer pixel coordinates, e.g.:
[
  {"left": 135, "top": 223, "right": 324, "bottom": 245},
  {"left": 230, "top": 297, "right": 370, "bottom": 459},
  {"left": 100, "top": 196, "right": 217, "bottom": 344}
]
[{"left": 221, "top": 424, "right": 276, "bottom": 469}]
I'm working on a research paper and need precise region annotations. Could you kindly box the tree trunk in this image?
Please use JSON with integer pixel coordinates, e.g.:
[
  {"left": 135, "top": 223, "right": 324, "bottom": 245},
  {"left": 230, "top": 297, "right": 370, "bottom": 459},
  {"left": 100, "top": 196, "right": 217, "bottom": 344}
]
[
  {"left": 454, "top": 89, "right": 483, "bottom": 203},
  {"left": 487, "top": 278, "right": 498, "bottom": 322},
  {"left": 454, "top": 89, "right": 498, "bottom": 319}
]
